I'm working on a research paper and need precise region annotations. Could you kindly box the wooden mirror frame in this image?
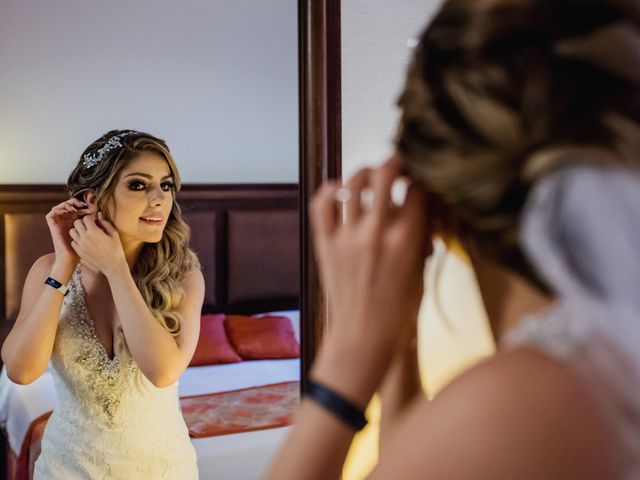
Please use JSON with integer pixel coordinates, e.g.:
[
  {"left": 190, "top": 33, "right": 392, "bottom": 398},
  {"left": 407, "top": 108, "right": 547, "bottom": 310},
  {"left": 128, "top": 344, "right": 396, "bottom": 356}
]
[{"left": 299, "top": 0, "right": 341, "bottom": 389}]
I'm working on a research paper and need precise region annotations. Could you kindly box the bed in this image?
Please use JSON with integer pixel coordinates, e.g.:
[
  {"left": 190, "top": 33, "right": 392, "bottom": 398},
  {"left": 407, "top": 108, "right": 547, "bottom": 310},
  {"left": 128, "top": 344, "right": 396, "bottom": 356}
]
[{"left": 0, "top": 184, "right": 300, "bottom": 480}]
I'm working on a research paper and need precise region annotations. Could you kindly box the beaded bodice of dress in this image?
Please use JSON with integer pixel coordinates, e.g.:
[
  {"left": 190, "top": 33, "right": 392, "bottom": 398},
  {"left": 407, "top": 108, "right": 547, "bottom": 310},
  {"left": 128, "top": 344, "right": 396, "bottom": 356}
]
[
  {"left": 51, "top": 264, "right": 148, "bottom": 427},
  {"left": 35, "top": 264, "right": 198, "bottom": 479},
  {"left": 50, "top": 264, "right": 189, "bottom": 429}
]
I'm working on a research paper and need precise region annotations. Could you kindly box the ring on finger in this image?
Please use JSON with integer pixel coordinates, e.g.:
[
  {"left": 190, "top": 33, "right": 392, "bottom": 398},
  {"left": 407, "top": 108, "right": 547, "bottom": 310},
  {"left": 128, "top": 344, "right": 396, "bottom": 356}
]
[
  {"left": 334, "top": 187, "right": 352, "bottom": 204},
  {"left": 334, "top": 187, "right": 352, "bottom": 225},
  {"left": 334, "top": 187, "right": 376, "bottom": 209}
]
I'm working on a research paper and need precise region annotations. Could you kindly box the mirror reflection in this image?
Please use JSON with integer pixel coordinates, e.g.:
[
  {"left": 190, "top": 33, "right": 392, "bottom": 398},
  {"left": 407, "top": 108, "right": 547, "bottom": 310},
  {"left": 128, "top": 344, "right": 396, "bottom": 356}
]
[{"left": 0, "top": 1, "right": 299, "bottom": 479}]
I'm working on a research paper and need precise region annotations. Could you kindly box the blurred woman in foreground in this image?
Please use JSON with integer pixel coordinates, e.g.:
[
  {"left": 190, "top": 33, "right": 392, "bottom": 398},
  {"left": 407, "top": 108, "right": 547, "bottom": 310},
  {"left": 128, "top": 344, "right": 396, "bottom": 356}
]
[{"left": 268, "top": 0, "right": 640, "bottom": 478}]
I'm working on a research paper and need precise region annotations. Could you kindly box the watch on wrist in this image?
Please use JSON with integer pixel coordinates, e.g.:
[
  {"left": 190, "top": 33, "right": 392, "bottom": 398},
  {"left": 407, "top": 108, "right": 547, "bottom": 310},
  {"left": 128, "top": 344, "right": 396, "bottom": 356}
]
[{"left": 44, "top": 277, "right": 69, "bottom": 296}]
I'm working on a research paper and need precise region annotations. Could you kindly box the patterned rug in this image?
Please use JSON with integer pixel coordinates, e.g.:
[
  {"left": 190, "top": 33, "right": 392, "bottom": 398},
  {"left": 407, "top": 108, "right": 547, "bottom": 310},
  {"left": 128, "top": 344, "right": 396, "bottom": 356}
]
[{"left": 181, "top": 381, "right": 300, "bottom": 437}]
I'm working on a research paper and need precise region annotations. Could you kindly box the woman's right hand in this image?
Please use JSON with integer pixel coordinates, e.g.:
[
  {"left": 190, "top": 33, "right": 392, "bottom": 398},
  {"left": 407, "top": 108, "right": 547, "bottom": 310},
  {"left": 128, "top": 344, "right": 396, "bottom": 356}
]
[
  {"left": 308, "top": 156, "right": 433, "bottom": 407},
  {"left": 45, "top": 198, "right": 94, "bottom": 264}
]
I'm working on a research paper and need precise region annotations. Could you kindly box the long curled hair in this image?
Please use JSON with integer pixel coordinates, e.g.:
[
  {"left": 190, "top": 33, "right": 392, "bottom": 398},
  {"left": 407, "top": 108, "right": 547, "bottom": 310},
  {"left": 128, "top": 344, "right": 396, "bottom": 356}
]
[
  {"left": 396, "top": 0, "right": 640, "bottom": 293},
  {"left": 67, "top": 129, "right": 200, "bottom": 336}
]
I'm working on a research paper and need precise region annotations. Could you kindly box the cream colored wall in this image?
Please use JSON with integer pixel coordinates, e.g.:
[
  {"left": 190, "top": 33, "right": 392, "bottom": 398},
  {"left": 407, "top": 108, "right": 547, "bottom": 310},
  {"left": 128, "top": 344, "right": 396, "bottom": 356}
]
[
  {"left": 341, "top": 1, "right": 495, "bottom": 478},
  {"left": 341, "top": 0, "right": 431, "bottom": 179}
]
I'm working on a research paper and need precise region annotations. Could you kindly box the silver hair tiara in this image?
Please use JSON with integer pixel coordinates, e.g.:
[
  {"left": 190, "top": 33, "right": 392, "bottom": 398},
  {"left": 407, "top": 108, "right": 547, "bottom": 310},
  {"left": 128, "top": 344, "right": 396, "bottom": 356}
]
[{"left": 82, "top": 131, "right": 137, "bottom": 169}]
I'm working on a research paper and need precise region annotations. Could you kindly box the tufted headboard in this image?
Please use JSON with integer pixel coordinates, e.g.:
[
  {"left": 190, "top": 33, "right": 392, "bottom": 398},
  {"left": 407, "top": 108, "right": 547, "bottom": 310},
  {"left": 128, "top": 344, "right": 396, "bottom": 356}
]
[{"left": 0, "top": 184, "right": 299, "bottom": 362}]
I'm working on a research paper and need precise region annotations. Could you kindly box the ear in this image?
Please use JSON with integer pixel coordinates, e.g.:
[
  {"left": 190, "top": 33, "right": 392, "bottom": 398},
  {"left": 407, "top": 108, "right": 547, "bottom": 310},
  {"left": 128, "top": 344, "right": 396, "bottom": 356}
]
[{"left": 82, "top": 190, "right": 98, "bottom": 210}]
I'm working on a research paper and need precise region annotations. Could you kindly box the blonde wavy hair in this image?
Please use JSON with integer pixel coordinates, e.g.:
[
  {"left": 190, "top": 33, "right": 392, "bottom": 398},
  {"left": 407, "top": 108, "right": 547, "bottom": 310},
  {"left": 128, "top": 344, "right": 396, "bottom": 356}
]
[
  {"left": 396, "top": 0, "right": 640, "bottom": 292},
  {"left": 67, "top": 129, "right": 200, "bottom": 336}
]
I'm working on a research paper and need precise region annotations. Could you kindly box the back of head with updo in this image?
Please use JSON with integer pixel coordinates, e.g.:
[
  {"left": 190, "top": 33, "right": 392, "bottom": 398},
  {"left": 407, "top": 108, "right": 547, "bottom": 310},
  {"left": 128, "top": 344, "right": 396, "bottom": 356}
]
[
  {"left": 67, "top": 130, "right": 200, "bottom": 336},
  {"left": 396, "top": 0, "right": 640, "bottom": 292}
]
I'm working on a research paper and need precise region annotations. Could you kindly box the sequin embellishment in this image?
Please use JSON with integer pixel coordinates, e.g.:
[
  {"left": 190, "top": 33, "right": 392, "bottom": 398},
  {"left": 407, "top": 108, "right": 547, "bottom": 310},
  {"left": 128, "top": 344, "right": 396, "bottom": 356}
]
[{"left": 64, "top": 266, "right": 136, "bottom": 423}]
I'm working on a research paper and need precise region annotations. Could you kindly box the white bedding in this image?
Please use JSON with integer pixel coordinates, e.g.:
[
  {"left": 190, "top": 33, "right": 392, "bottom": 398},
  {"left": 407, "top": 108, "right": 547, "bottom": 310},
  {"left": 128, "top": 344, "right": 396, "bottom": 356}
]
[
  {"left": 0, "top": 310, "right": 301, "bottom": 480},
  {"left": 0, "top": 359, "right": 300, "bottom": 453},
  {"left": 181, "top": 359, "right": 300, "bottom": 397},
  {"left": 182, "top": 359, "right": 300, "bottom": 480}
]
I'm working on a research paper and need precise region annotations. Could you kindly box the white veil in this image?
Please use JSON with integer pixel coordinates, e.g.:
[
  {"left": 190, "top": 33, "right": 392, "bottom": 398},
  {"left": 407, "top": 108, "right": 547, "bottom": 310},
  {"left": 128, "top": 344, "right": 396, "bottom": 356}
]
[
  {"left": 519, "top": 164, "right": 640, "bottom": 360},
  {"left": 515, "top": 164, "right": 640, "bottom": 470}
]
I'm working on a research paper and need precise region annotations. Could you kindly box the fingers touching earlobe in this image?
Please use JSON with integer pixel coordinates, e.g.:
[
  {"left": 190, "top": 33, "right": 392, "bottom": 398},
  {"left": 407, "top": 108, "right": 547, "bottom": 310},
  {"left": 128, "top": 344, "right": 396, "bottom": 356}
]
[
  {"left": 82, "top": 191, "right": 97, "bottom": 208},
  {"left": 371, "top": 160, "right": 401, "bottom": 217}
]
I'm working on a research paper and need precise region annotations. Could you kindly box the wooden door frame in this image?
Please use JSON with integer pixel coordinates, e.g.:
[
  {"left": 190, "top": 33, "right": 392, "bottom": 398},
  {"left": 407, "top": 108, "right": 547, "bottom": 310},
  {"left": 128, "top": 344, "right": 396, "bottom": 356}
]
[{"left": 299, "top": 0, "right": 342, "bottom": 389}]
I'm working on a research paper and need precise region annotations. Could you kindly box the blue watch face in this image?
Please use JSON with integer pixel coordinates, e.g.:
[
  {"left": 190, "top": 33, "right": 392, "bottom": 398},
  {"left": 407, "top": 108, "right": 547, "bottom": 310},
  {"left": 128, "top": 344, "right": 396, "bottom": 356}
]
[{"left": 45, "top": 277, "right": 63, "bottom": 289}]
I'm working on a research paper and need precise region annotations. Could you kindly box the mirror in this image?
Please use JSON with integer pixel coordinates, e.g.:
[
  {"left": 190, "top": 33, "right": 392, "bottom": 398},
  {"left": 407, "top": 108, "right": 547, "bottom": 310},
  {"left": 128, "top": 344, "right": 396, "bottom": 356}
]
[{"left": 0, "top": 0, "right": 334, "bottom": 478}]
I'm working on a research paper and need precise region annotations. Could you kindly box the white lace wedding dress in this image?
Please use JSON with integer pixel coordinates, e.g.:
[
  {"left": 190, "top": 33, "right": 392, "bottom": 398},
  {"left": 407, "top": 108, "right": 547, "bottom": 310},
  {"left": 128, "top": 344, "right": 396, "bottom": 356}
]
[{"left": 34, "top": 265, "right": 198, "bottom": 479}]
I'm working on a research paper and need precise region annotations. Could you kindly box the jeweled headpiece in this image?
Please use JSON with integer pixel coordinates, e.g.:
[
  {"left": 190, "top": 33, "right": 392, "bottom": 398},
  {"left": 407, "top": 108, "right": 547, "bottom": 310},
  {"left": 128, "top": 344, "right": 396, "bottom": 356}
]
[{"left": 82, "top": 131, "right": 137, "bottom": 169}]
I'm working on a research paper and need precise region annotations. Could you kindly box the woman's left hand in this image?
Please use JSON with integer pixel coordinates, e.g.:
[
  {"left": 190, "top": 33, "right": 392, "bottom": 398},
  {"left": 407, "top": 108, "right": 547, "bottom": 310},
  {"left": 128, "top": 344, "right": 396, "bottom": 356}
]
[{"left": 69, "top": 212, "right": 127, "bottom": 275}]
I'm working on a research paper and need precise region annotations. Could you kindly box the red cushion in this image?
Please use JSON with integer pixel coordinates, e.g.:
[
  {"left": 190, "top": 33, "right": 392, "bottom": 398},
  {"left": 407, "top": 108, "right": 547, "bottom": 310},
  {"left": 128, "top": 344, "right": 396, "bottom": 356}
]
[
  {"left": 225, "top": 315, "right": 300, "bottom": 360},
  {"left": 190, "top": 314, "right": 242, "bottom": 366}
]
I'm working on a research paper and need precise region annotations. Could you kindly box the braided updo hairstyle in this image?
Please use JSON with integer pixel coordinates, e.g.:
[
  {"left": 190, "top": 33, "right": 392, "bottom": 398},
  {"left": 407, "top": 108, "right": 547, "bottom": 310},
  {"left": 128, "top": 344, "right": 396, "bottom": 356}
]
[
  {"left": 396, "top": 0, "right": 640, "bottom": 292},
  {"left": 67, "top": 130, "right": 200, "bottom": 336}
]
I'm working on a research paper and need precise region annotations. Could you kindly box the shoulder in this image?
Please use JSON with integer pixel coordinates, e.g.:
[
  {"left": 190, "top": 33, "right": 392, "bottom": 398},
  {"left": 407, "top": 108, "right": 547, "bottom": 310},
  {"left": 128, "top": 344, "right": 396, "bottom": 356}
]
[
  {"left": 455, "top": 346, "right": 595, "bottom": 405},
  {"left": 441, "top": 347, "right": 617, "bottom": 477},
  {"left": 24, "top": 253, "right": 57, "bottom": 281},
  {"left": 374, "top": 346, "right": 618, "bottom": 479},
  {"left": 182, "top": 268, "right": 204, "bottom": 290},
  {"left": 177, "top": 269, "right": 205, "bottom": 311},
  {"left": 32, "top": 253, "right": 57, "bottom": 272},
  {"left": 453, "top": 347, "right": 607, "bottom": 427}
]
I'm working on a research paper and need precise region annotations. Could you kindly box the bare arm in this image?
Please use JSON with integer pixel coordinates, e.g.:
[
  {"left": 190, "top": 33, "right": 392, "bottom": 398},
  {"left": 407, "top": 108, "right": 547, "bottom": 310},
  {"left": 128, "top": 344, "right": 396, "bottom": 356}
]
[
  {"left": 269, "top": 345, "right": 616, "bottom": 479},
  {"left": 70, "top": 211, "right": 204, "bottom": 388},
  {"left": 1, "top": 255, "right": 75, "bottom": 383},
  {"left": 104, "top": 262, "right": 204, "bottom": 388},
  {"left": 265, "top": 338, "right": 386, "bottom": 480},
  {"left": 1, "top": 198, "right": 91, "bottom": 384},
  {"left": 267, "top": 158, "right": 429, "bottom": 479}
]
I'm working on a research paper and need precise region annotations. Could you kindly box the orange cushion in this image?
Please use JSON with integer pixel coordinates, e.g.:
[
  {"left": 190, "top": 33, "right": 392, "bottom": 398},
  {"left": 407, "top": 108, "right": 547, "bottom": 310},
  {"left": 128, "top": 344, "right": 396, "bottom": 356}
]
[
  {"left": 225, "top": 315, "right": 300, "bottom": 360},
  {"left": 190, "top": 314, "right": 242, "bottom": 366}
]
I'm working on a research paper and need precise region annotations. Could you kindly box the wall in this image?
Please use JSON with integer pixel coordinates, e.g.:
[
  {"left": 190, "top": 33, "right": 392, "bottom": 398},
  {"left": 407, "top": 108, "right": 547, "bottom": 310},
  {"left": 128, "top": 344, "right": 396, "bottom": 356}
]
[
  {"left": 0, "top": 0, "right": 298, "bottom": 183},
  {"left": 341, "top": 1, "right": 495, "bottom": 477},
  {"left": 342, "top": 0, "right": 432, "bottom": 178}
]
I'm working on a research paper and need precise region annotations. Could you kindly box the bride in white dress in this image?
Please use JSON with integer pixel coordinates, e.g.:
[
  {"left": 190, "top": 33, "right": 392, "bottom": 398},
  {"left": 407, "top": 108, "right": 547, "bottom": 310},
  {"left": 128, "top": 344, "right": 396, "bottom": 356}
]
[
  {"left": 267, "top": 0, "right": 640, "bottom": 478},
  {"left": 1, "top": 130, "right": 203, "bottom": 479}
]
